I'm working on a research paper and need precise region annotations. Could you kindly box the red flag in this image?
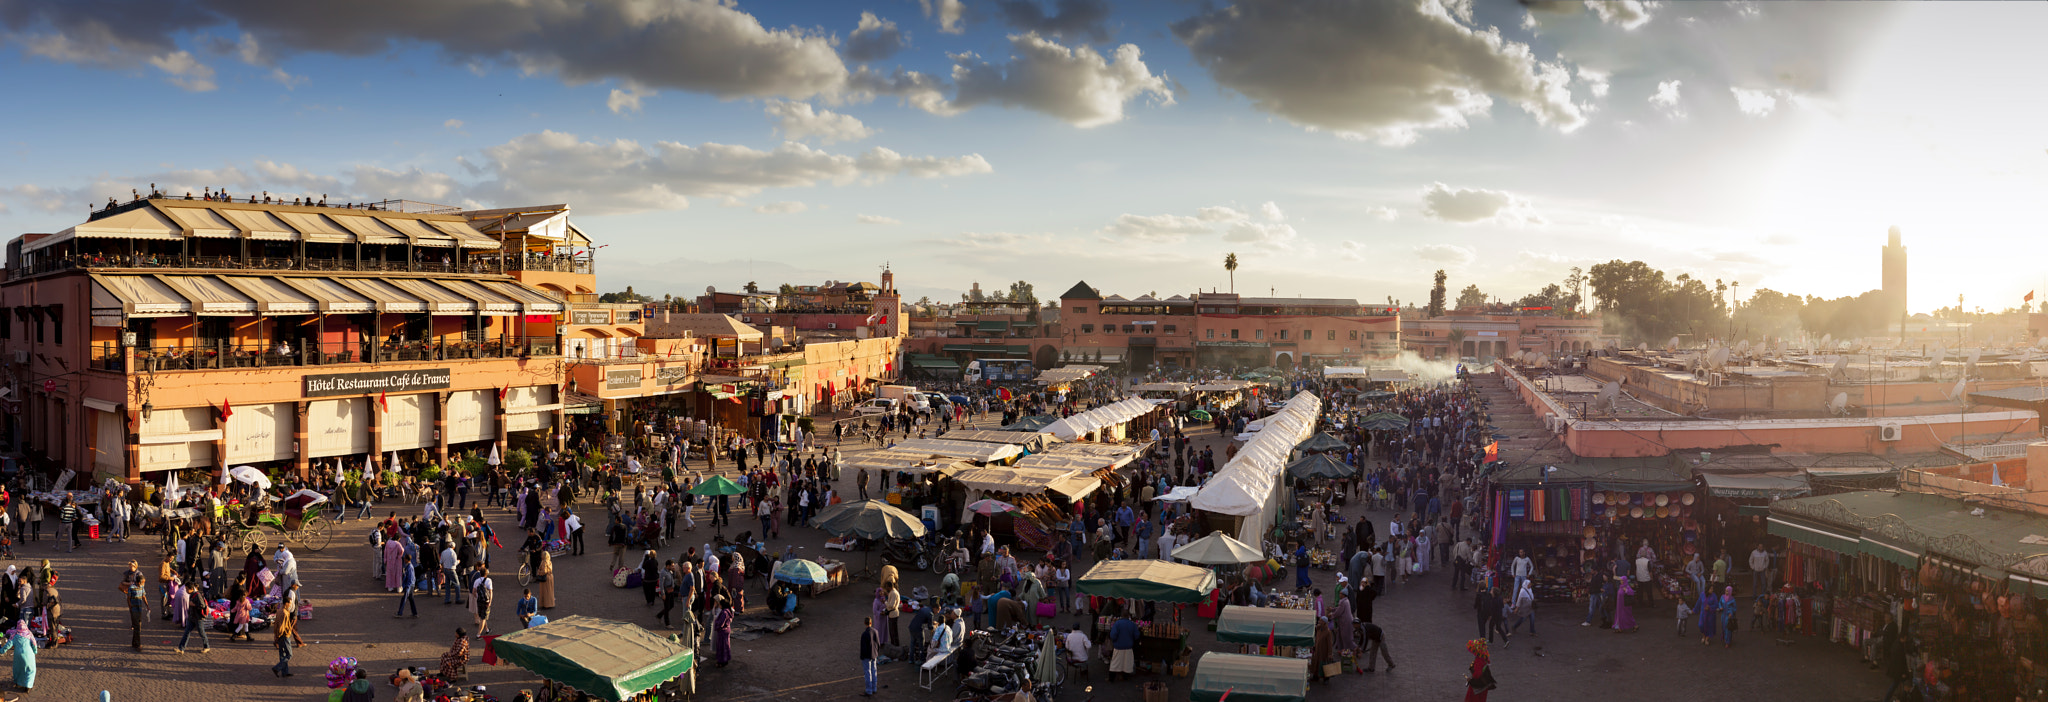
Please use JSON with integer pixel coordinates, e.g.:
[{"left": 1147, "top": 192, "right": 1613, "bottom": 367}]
[
  {"left": 216, "top": 399, "right": 233, "bottom": 421},
  {"left": 377, "top": 391, "right": 389, "bottom": 413},
  {"left": 1483, "top": 441, "right": 1499, "bottom": 463},
  {"left": 1219, "top": 689, "right": 1233, "bottom": 702},
  {"left": 2028, "top": 291, "right": 2036, "bottom": 303},
  {"left": 1265, "top": 624, "right": 1276, "bottom": 656},
  {"left": 496, "top": 385, "right": 508, "bottom": 401}
]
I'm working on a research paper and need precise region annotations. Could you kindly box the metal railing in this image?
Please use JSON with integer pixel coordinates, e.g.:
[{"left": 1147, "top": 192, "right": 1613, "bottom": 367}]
[
  {"left": 99, "top": 336, "right": 561, "bottom": 372},
  {"left": 469, "top": 253, "right": 594, "bottom": 275},
  {"left": 11, "top": 253, "right": 497, "bottom": 280}
]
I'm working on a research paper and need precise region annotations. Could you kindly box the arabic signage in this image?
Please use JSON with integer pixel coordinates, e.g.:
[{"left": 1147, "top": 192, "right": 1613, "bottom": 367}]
[
  {"left": 606, "top": 369, "right": 643, "bottom": 390},
  {"left": 655, "top": 366, "right": 692, "bottom": 386},
  {"left": 304, "top": 369, "right": 452, "bottom": 398}
]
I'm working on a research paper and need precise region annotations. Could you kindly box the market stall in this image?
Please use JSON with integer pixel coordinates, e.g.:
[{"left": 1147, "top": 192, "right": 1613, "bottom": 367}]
[
  {"left": 950, "top": 466, "right": 1100, "bottom": 551},
  {"left": 1190, "top": 391, "right": 1323, "bottom": 546},
  {"left": 1043, "top": 397, "right": 1165, "bottom": 442},
  {"left": 1487, "top": 455, "right": 1697, "bottom": 602},
  {"left": 938, "top": 429, "right": 1061, "bottom": 454},
  {"left": 488, "top": 615, "right": 696, "bottom": 702},
  {"left": 1078, "top": 559, "right": 1216, "bottom": 675},
  {"left": 1215, "top": 605, "right": 1316, "bottom": 651},
  {"left": 884, "top": 438, "right": 1026, "bottom": 465},
  {"left": 1189, "top": 651, "right": 1309, "bottom": 702}
]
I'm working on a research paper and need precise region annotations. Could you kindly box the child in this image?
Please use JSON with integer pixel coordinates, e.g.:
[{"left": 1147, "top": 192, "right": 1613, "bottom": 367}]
[{"left": 1675, "top": 598, "right": 1692, "bottom": 636}]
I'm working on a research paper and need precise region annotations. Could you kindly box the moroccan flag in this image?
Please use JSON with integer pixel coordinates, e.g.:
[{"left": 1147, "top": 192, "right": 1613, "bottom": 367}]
[
  {"left": 377, "top": 391, "right": 389, "bottom": 413},
  {"left": 1483, "top": 441, "right": 1499, "bottom": 463},
  {"left": 2028, "top": 291, "right": 2036, "bottom": 303},
  {"left": 1265, "top": 624, "right": 1276, "bottom": 656},
  {"left": 496, "top": 385, "right": 509, "bottom": 401},
  {"left": 216, "top": 399, "right": 233, "bottom": 421}
]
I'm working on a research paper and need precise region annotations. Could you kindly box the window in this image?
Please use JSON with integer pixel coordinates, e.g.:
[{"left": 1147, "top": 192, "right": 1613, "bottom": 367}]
[
  {"left": 1303, "top": 329, "right": 1311, "bottom": 341},
  {"left": 1105, "top": 325, "right": 1116, "bottom": 334},
  {"left": 0, "top": 308, "right": 8, "bottom": 339},
  {"left": 1206, "top": 329, "right": 1215, "bottom": 339},
  {"left": 1277, "top": 330, "right": 1288, "bottom": 341},
  {"left": 50, "top": 306, "right": 60, "bottom": 345},
  {"left": 1123, "top": 325, "right": 1135, "bottom": 334},
  {"left": 1164, "top": 325, "right": 1176, "bottom": 334},
  {"left": 1254, "top": 329, "right": 1263, "bottom": 340},
  {"left": 1081, "top": 324, "right": 1094, "bottom": 333},
  {"left": 1072, "top": 307, "right": 1088, "bottom": 314},
  {"left": 1142, "top": 325, "right": 1153, "bottom": 334},
  {"left": 1348, "top": 330, "right": 1358, "bottom": 340},
  {"left": 1327, "top": 330, "right": 1336, "bottom": 341},
  {"left": 1229, "top": 329, "right": 1239, "bottom": 339}
]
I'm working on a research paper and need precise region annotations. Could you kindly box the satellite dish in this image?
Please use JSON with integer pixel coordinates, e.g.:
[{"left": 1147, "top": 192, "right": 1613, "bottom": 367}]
[
  {"left": 1735, "top": 340, "right": 1752, "bottom": 356},
  {"left": 1949, "top": 378, "right": 1969, "bottom": 401},
  {"left": 1708, "top": 347, "right": 1730, "bottom": 369},
  {"left": 706, "top": 285, "right": 717, "bottom": 293},
  {"left": 1827, "top": 392, "right": 1850, "bottom": 416},
  {"left": 1829, "top": 355, "right": 1849, "bottom": 380},
  {"left": 1667, "top": 336, "right": 1680, "bottom": 352},
  {"left": 1931, "top": 345, "right": 1947, "bottom": 373},
  {"left": 1820, "top": 334, "right": 1833, "bottom": 351},
  {"left": 1968, "top": 348, "right": 1983, "bottom": 365},
  {"left": 1598, "top": 381, "right": 1621, "bottom": 412}
]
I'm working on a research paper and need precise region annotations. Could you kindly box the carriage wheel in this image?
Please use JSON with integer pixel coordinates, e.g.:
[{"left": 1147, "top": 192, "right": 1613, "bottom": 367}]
[
  {"left": 517, "top": 562, "right": 533, "bottom": 587},
  {"left": 241, "top": 530, "right": 268, "bottom": 552},
  {"left": 298, "top": 517, "right": 334, "bottom": 552}
]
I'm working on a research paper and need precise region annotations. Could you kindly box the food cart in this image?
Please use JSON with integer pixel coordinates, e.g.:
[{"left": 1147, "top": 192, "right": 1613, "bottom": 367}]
[
  {"left": 1190, "top": 651, "right": 1309, "bottom": 702},
  {"left": 489, "top": 615, "right": 696, "bottom": 701},
  {"left": 1213, "top": 606, "right": 1316, "bottom": 655},
  {"left": 1077, "top": 559, "right": 1217, "bottom": 675}
]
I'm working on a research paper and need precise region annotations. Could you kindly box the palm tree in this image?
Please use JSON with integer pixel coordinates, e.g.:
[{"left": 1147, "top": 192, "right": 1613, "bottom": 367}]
[{"left": 1224, "top": 252, "right": 1239, "bottom": 293}]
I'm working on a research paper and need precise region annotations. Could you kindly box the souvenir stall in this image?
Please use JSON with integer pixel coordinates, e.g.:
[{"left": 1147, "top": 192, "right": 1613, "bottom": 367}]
[
  {"left": 949, "top": 466, "right": 1101, "bottom": 551},
  {"left": 1770, "top": 490, "right": 2048, "bottom": 700},
  {"left": 1214, "top": 605, "right": 1316, "bottom": 656},
  {"left": 1190, "top": 652, "right": 1308, "bottom": 702},
  {"left": 488, "top": 615, "right": 696, "bottom": 702},
  {"left": 1077, "top": 560, "right": 1217, "bottom": 676},
  {"left": 1487, "top": 456, "right": 1697, "bottom": 603}
]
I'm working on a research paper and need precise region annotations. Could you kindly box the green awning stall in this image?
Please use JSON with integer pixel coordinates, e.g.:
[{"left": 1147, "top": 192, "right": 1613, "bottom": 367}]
[
  {"left": 1076, "top": 559, "right": 1218, "bottom": 604},
  {"left": 489, "top": 616, "right": 695, "bottom": 702},
  {"left": 977, "top": 320, "right": 1011, "bottom": 333},
  {"left": 1214, "top": 606, "right": 1315, "bottom": 648},
  {"left": 1190, "top": 652, "right": 1308, "bottom": 702},
  {"left": 1766, "top": 514, "right": 1861, "bottom": 554}
]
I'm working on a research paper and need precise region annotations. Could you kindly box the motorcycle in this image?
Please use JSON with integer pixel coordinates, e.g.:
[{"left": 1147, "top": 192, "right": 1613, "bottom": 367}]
[{"left": 881, "top": 537, "right": 931, "bottom": 572}]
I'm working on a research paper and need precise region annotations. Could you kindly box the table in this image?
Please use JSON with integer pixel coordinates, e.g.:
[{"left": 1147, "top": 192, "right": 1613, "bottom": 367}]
[{"left": 810, "top": 559, "right": 849, "bottom": 596}]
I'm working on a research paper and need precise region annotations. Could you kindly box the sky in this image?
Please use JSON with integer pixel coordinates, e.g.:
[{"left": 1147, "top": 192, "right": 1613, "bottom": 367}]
[{"left": 0, "top": 0, "right": 2043, "bottom": 314}]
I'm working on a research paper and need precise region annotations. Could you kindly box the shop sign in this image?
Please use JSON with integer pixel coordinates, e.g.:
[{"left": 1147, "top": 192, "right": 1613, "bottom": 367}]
[
  {"left": 655, "top": 366, "right": 692, "bottom": 386},
  {"left": 304, "top": 368, "right": 451, "bottom": 398},
  {"left": 572, "top": 310, "right": 611, "bottom": 325},
  {"left": 606, "top": 369, "right": 643, "bottom": 390}
]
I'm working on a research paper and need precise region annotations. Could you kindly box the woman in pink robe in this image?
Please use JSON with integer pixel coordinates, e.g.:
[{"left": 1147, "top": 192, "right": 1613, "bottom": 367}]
[{"left": 383, "top": 537, "right": 405, "bottom": 591}]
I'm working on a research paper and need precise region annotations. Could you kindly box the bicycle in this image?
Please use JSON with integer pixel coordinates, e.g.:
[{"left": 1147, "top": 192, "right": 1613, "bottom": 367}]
[{"left": 515, "top": 538, "right": 572, "bottom": 586}]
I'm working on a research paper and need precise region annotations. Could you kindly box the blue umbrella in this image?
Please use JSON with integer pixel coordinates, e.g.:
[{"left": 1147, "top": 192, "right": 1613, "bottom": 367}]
[{"left": 774, "top": 558, "right": 831, "bottom": 585}]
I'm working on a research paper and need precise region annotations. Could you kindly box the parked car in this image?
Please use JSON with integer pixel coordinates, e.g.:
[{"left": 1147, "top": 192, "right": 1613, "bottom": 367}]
[{"left": 855, "top": 398, "right": 901, "bottom": 416}]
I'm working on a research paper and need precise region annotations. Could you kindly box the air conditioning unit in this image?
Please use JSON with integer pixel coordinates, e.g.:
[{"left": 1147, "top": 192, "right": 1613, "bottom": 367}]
[
  {"left": 1878, "top": 422, "right": 1903, "bottom": 442},
  {"left": 826, "top": 322, "right": 837, "bottom": 329},
  {"left": 1709, "top": 373, "right": 1724, "bottom": 386},
  {"left": 9, "top": 351, "right": 23, "bottom": 364}
]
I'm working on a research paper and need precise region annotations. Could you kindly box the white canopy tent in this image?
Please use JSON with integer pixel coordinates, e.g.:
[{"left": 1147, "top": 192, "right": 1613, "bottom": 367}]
[
  {"left": 1043, "top": 397, "right": 1161, "bottom": 441},
  {"left": 1191, "top": 390, "right": 1323, "bottom": 546},
  {"left": 882, "top": 438, "right": 1024, "bottom": 464}
]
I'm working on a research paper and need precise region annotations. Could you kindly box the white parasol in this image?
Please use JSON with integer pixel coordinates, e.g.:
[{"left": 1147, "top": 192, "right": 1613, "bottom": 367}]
[
  {"left": 488, "top": 443, "right": 502, "bottom": 466},
  {"left": 229, "top": 465, "right": 272, "bottom": 490}
]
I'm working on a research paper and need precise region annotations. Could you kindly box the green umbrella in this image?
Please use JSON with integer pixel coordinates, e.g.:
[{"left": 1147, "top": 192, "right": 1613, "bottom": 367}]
[
  {"left": 1186, "top": 409, "right": 1213, "bottom": 421},
  {"left": 1286, "top": 453, "right": 1356, "bottom": 480},
  {"left": 811, "top": 499, "right": 928, "bottom": 540},
  {"left": 773, "top": 558, "right": 831, "bottom": 585},
  {"left": 687, "top": 475, "right": 745, "bottom": 496}
]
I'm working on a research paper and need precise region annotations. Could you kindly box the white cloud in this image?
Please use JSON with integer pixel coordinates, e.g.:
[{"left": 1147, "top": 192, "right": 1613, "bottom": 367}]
[
  {"left": 444, "top": 119, "right": 465, "bottom": 129},
  {"left": 765, "top": 100, "right": 874, "bottom": 144},
  {"left": 1648, "top": 79, "right": 1684, "bottom": 117},
  {"left": 1576, "top": 66, "right": 1610, "bottom": 98},
  {"left": 856, "top": 214, "right": 901, "bottom": 225},
  {"left": 147, "top": 50, "right": 217, "bottom": 92},
  {"left": 920, "top": 0, "right": 968, "bottom": 34},
  {"left": 1414, "top": 243, "right": 1477, "bottom": 265},
  {"left": 1099, "top": 201, "right": 1296, "bottom": 247},
  {"left": 852, "top": 32, "right": 1170, "bottom": 127},
  {"left": 754, "top": 201, "right": 808, "bottom": 214},
  {"left": 844, "top": 12, "right": 909, "bottom": 62},
  {"left": 1421, "top": 182, "right": 1543, "bottom": 225},
  {"left": 474, "top": 131, "right": 992, "bottom": 215},
  {"left": 1337, "top": 240, "right": 1367, "bottom": 262},
  {"left": 608, "top": 85, "right": 653, "bottom": 114},
  {"left": 1099, "top": 213, "right": 1213, "bottom": 243},
  {"left": 1729, "top": 86, "right": 1779, "bottom": 116},
  {"left": 1173, "top": 0, "right": 1587, "bottom": 145},
  {"left": 1585, "top": 1, "right": 1654, "bottom": 30},
  {"left": 1367, "top": 205, "right": 1399, "bottom": 221}
]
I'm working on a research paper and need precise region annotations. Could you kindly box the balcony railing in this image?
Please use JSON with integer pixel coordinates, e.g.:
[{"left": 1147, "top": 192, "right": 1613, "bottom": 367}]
[
  {"left": 97, "top": 336, "right": 560, "bottom": 372},
  {"left": 12, "top": 253, "right": 504, "bottom": 279},
  {"left": 470, "top": 253, "right": 594, "bottom": 275}
]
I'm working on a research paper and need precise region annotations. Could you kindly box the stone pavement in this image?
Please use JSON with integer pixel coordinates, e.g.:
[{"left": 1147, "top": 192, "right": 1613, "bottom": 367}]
[{"left": 9, "top": 405, "right": 1893, "bottom": 701}]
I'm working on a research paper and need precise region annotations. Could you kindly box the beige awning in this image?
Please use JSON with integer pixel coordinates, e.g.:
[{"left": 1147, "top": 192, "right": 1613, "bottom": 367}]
[
  {"left": 844, "top": 450, "right": 948, "bottom": 472},
  {"left": 483, "top": 280, "right": 566, "bottom": 314},
  {"left": 433, "top": 278, "right": 520, "bottom": 315},
  {"left": 1048, "top": 475, "right": 1103, "bottom": 501},
  {"left": 336, "top": 278, "right": 429, "bottom": 313},
  {"left": 384, "top": 218, "right": 457, "bottom": 248},
  {"left": 426, "top": 220, "right": 500, "bottom": 249},
  {"left": 158, "top": 275, "right": 256, "bottom": 315},
  {"left": 91, "top": 274, "right": 191, "bottom": 317},
  {"left": 327, "top": 214, "right": 408, "bottom": 244},
  {"left": 77, "top": 208, "right": 185, "bottom": 241},
  {"left": 951, "top": 467, "right": 1085, "bottom": 494},
  {"left": 219, "top": 276, "right": 318, "bottom": 314},
  {"left": 218, "top": 209, "right": 298, "bottom": 241},
  {"left": 278, "top": 277, "right": 377, "bottom": 313},
  {"left": 159, "top": 205, "right": 238, "bottom": 238},
  {"left": 386, "top": 279, "right": 475, "bottom": 313},
  {"left": 275, "top": 212, "right": 354, "bottom": 243}
]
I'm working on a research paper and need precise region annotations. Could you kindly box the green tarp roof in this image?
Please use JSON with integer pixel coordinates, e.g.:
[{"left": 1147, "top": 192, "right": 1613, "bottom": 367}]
[
  {"left": 1215, "top": 606, "right": 1316, "bottom": 647},
  {"left": 1493, "top": 455, "right": 1694, "bottom": 492},
  {"left": 1076, "top": 559, "right": 1218, "bottom": 604},
  {"left": 1770, "top": 491, "right": 2048, "bottom": 582},
  {"left": 1190, "top": 652, "right": 1308, "bottom": 702},
  {"left": 489, "top": 616, "right": 694, "bottom": 702},
  {"left": 977, "top": 320, "right": 1011, "bottom": 332}
]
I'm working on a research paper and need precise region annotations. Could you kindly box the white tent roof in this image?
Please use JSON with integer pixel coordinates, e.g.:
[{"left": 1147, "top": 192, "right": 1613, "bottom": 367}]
[
  {"left": 883, "top": 438, "right": 1023, "bottom": 464},
  {"left": 1044, "top": 397, "right": 1161, "bottom": 441},
  {"left": 1191, "top": 391, "right": 1323, "bottom": 517}
]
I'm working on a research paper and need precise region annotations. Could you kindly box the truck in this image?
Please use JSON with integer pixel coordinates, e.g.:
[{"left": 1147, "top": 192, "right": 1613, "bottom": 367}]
[
  {"left": 877, "top": 385, "right": 931, "bottom": 412},
  {"left": 965, "top": 359, "right": 1036, "bottom": 383}
]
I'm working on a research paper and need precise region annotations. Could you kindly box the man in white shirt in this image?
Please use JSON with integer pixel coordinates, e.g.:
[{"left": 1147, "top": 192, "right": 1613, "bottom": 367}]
[
  {"left": 564, "top": 511, "right": 585, "bottom": 556},
  {"left": 1749, "top": 545, "right": 1771, "bottom": 596},
  {"left": 1062, "top": 628, "right": 1091, "bottom": 665},
  {"left": 1157, "top": 531, "right": 1178, "bottom": 563},
  {"left": 1510, "top": 549, "right": 1534, "bottom": 593},
  {"left": 440, "top": 544, "right": 462, "bottom": 604}
]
